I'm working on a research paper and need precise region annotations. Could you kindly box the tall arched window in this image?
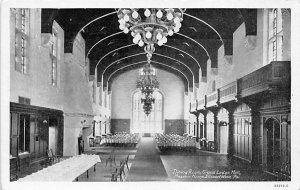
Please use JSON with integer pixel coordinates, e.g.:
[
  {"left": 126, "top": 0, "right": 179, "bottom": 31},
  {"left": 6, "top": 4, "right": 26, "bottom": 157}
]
[
  {"left": 268, "top": 8, "right": 283, "bottom": 62},
  {"left": 132, "top": 90, "right": 163, "bottom": 133}
]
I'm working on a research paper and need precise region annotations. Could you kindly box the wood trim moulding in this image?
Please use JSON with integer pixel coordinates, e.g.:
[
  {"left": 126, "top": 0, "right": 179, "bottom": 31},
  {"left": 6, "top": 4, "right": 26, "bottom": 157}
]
[
  {"left": 10, "top": 102, "right": 63, "bottom": 116},
  {"left": 64, "top": 112, "right": 94, "bottom": 118}
]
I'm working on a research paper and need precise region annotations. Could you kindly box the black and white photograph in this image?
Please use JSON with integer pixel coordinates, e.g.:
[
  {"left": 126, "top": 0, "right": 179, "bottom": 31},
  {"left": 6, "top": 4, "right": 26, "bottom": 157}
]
[{"left": 0, "top": 0, "right": 299, "bottom": 189}]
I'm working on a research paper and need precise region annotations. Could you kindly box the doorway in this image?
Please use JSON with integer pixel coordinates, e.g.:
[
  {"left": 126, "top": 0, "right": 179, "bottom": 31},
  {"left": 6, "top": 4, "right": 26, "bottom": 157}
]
[
  {"left": 219, "top": 121, "right": 229, "bottom": 154},
  {"left": 265, "top": 118, "right": 280, "bottom": 173},
  {"left": 48, "top": 118, "right": 58, "bottom": 155}
]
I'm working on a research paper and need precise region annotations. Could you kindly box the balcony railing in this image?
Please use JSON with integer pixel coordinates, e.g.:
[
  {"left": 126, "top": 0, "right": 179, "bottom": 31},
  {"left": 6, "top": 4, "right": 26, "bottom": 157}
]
[
  {"left": 219, "top": 81, "right": 237, "bottom": 104},
  {"left": 189, "top": 61, "right": 290, "bottom": 112},
  {"left": 190, "top": 100, "right": 197, "bottom": 113},
  {"left": 238, "top": 61, "right": 290, "bottom": 98},
  {"left": 206, "top": 91, "right": 219, "bottom": 108},
  {"left": 197, "top": 96, "right": 206, "bottom": 111}
]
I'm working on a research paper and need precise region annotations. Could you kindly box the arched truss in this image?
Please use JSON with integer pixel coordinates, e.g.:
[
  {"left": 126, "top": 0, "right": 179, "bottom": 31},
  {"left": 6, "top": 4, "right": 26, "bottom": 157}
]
[
  {"left": 107, "top": 60, "right": 190, "bottom": 92},
  {"left": 101, "top": 52, "right": 195, "bottom": 86},
  {"left": 41, "top": 8, "right": 252, "bottom": 87}
]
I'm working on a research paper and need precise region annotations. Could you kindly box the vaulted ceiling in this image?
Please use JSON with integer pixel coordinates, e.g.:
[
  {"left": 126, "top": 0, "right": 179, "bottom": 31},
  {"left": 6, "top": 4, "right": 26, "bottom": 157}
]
[{"left": 41, "top": 8, "right": 257, "bottom": 92}]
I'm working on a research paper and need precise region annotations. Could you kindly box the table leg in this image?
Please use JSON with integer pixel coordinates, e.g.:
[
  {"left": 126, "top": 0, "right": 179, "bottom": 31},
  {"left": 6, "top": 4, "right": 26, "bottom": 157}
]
[
  {"left": 76, "top": 177, "right": 78, "bottom": 181},
  {"left": 94, "top": 164, "right": 96, "bottom": 172},
  {"left": 87, "top": 170, "right": 89, "bottom": 178}
]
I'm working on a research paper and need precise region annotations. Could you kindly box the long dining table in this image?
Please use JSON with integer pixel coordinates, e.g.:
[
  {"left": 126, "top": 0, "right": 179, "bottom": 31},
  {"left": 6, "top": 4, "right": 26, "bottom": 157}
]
[{"left": 17, "top": 154, "right": 101, "bottom": 182}]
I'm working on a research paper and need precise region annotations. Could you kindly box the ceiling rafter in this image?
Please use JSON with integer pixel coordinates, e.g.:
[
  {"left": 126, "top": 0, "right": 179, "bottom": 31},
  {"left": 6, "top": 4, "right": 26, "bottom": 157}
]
[
  {"left": 41, "top": 8, "right": 249, "bottom": 89},
  {"left": 106, "top": 60, "right": 190, "bottom": 92}
]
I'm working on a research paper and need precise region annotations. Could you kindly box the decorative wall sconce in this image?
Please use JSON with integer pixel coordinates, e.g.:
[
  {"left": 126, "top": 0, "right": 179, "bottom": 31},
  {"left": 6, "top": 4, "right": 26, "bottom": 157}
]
[
  {"left": 43, "top": 120, "right": 47, "bottom": 124},
  {"left": 281, "top": 120, "right": 291, "bottom": 125},
  {"left": 219, "top": 121, "right": 228, "bottom": 126},
  {"left": 244, "top": 120, "right": 252, "bottom": 125}
]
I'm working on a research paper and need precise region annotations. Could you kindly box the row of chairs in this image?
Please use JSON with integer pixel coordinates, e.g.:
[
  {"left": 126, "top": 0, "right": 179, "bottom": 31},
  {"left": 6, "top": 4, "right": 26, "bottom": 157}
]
[
  {"left": 103, "top": 133, "right": 140, "bottom": 147},
  {"left": 105, "top": 149, "right": 130, "bottom": 182},
  {"left": 275, "top": 161, "right": 291, "bottom": 181},
  {"left": 155, "top": 133, "right": 197, "bottom": 152}
]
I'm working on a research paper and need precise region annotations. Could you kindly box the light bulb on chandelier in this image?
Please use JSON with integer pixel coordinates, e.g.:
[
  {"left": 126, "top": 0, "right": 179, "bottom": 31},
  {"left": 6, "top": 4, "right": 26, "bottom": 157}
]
[
  {"left": 119, "top": 24, "right": 125, "bottom": 30},
  {"left": 144, "top": 9, "right": 151, "bottom": 17},
  {"left": 133, "top": 37, "right": 139, "bottom": 44},
  {"left": 132, "top": 10, "right": 139, "bottom": 19},
  {"left": 156, "top": 9, "right": 163, "bottom": 18},
  {"left": 156, "top": 33, "right": 163, "bottom": 41},
  {"left": 123, "top": 27, "right": 129, "bottom": 34},
  {"left": 157, "top": 40, "right": 163, "bottom": 46},
  {"left": 124, "top": 14, "right": 130, "bottom": 22},
  {"left": 146, "top": 31, "right": 152, "bottom": 39},
  {"left": 117, "top": 8, "right": 186, "bottom": 48},
  {"left": 138, "top": 40, "right": 144, "bottom": 47},
  {"left": 174, "top": 16, "right": 180, "bottom": 24},
  {"left": 167, "top": 12, "right": 173, "bottom": 20}
]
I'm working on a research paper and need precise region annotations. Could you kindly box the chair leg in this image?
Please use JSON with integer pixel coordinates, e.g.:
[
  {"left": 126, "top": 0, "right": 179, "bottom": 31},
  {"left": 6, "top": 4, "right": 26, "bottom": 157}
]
[
  {"left": 126, "top": 162, "right": 129, "bottom": 171},
  {"left": 119, "top": 173, "right": 123, "bottom": 181}
]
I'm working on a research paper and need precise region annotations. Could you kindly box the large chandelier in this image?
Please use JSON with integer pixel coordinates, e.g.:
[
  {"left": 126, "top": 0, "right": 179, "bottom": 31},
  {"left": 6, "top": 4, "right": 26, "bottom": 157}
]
[
  {"left": 141, "top": 95, "right": 155, "bottom": 116},
  {"left": 117, "top": 8, "right": 185, "bottom": 47},
  {"left": 136, "top": 63, "right": 159, "bottom": 96},
  {"left": 136, "top": 45, "right": 159, "bottom": 115}
]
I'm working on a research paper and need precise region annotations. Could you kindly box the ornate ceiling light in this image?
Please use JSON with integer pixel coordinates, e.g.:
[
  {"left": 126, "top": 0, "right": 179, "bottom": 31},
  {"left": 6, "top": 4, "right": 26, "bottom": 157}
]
[
  {"left": 141, "top": 95, "right": 155, "bottom": 116},
  {"left": 136, "top": 62, "right": 159, "bottom": 97},
  {"left": 117, "top": 8, "right": 185, "bottom": 47},
  {"left": 136, "top": 44, "right": 159, "bottom": 115},
  {"left": 136, "top": 45, "right": 159, "bottom": 97}
]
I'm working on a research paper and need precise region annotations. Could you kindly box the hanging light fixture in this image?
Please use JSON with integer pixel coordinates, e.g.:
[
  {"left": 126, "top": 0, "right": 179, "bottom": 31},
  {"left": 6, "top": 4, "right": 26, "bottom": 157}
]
[
  {"left": 117, "top": 8, "right": 186, "bottom": 48},
  {"left": 141, "top": 94, "right": 155, "bottom": 116},
  {"left": 136, "top": 45, "right": 159, "bottom": 96},
  {"left": 136, "top": 44, "right": 159, "bottom": 115}
]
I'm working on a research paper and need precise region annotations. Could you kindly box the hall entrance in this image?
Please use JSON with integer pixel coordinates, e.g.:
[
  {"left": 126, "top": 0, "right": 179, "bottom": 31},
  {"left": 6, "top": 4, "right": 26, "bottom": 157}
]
[
  {"left": 265, "top": 118, "right": 281, "bottom": 173},
  {"left": 132, "top": 90, "right": 163, "bottom": 134}
]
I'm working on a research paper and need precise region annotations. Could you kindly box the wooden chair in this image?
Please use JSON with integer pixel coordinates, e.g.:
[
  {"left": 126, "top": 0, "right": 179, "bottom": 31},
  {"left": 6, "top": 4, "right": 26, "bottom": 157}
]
[
  {"left": 124, "top": 154, "right": 130, "bottom": 171},
  {"left": 47, "top": 149, "right": 60, "bottom": 165},
  {"left": 105, "top": 150, "right": 116, "bottom": 167},
  {"left": 111, "top": 161, "right": 126, "bottom": 181}
]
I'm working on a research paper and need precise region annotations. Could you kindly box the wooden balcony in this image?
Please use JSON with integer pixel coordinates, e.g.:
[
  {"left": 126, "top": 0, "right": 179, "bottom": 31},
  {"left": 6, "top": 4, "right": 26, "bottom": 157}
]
[
  {"left": 219, "top": 81, "right": 238, "bottom": 104},
  {"left": 190, "top": 100, "right": 197, "bottom": 113},
  {"left": 197, "top": 96, "right": 206, "bottom": 111},
  {"left": 206, "top": 91, "right": 219, "bottom": 108},
  {"left": 237, "top": 61, "right": 290, "bottom": 98}
]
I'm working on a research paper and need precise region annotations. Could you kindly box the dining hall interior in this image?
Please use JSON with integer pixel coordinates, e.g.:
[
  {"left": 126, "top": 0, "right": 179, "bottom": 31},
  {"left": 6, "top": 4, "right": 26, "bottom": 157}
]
[{"left": 1, "top": 5, "right": 295, "bottom": 186}]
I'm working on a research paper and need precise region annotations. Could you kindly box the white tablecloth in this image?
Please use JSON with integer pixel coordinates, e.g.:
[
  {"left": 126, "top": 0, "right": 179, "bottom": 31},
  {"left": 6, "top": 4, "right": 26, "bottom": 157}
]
[{"left": 18, "top": 154, "right": 101, "bottom": 182}]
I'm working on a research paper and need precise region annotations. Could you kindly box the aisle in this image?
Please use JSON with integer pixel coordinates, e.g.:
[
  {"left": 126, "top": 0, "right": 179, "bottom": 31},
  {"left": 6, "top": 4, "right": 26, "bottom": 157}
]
[{"left": 126, "top": 137, "right": 169, "bottom": 181}]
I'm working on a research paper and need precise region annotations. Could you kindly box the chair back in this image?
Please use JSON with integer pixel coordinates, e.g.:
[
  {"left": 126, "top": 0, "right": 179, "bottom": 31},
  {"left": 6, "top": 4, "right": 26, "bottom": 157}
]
[
  {"left": 50, "top": 149, "right": 55, "bottom": 156},
  {"left": 47, "top": 149, "right": 53, "bottom": 158},
  {"left": 125, "top": 154, "right": 129, "bottom": 162}
]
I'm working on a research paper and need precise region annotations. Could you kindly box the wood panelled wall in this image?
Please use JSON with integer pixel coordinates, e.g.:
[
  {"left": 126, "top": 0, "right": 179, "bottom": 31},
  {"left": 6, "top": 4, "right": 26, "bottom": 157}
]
[
  {"left": 233, "top": 103, "right": 252, "bottom": 162},
  {"left": 10, "top": 103, "right": 63, "bottom": 180}
]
